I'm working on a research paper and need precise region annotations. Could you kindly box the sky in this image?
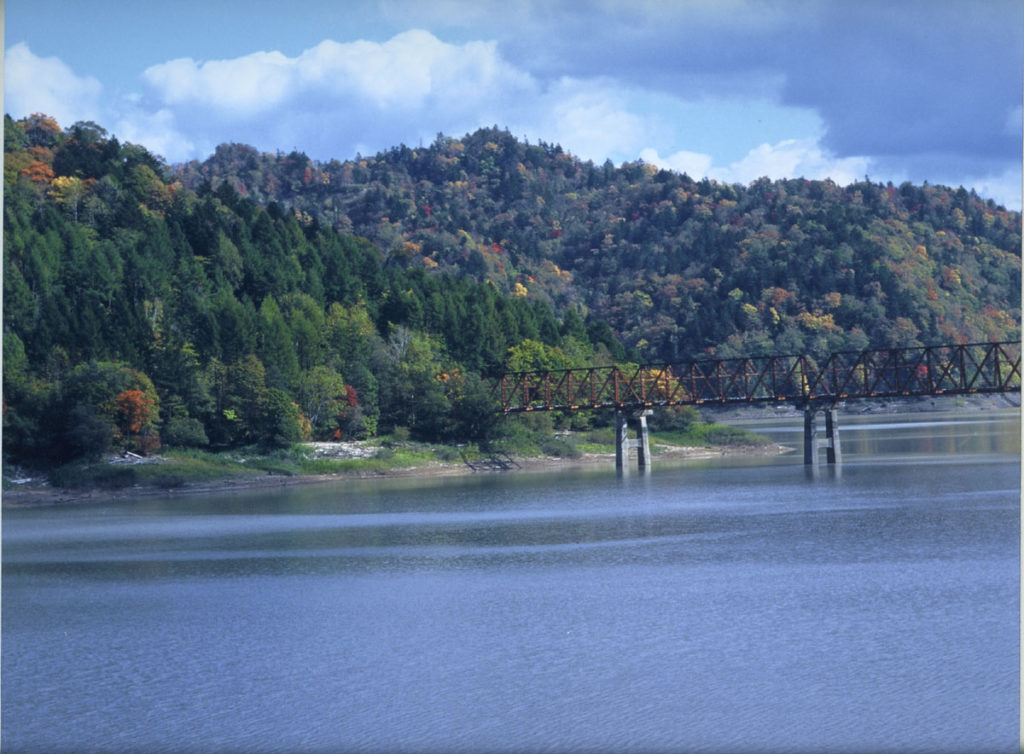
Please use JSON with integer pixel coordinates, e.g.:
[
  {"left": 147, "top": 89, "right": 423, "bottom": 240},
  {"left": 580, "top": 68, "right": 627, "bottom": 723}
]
[{"left": 5, "top": 0, "right": 1023, "bottom": 209}]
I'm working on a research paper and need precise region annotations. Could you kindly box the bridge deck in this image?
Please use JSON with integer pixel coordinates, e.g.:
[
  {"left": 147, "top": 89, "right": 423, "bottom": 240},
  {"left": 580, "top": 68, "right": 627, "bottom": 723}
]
[{"left": 494, "top": 341, "right": 1021, "bottom": 413}]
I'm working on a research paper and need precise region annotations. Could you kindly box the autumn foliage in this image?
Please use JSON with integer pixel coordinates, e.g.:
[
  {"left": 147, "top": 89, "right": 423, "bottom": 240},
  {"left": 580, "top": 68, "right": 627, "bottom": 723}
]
[
  {"left": 1, "top": 114, "right": 1020, "bottom": 467},
  {"left": 115, "top": 389, "right": 155, "bottom": 435}
]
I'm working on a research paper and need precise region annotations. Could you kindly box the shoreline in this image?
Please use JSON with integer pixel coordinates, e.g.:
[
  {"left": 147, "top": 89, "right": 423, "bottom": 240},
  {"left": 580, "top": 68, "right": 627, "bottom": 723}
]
[
  {"left": 1, "top": 442, "right": 789, "bottom": 508},
  {"left": 4, "top": 396, "right": 1016, "bottom": 509}
]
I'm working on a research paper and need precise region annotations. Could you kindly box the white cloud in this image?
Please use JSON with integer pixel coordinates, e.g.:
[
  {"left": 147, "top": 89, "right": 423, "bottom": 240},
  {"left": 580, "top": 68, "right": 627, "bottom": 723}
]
[
  {"left": 142, "top": 30, "right": 535, "bottom": 118},
  {"left": 643, "top": 137, "right": 872, "bottom": 187},
  {"left": 717, "top": 138, "right": 871, "bottom": 186},
  {"left": 639, "top": 147, "right": 713, "bottom": 178},
  {"left": 4, "top": 42, "right": 103, "bottom": 127},
  {"left": 114, "top": 109, "right": 196, "bottom": 164},
  {"left": 536, "top": 78, "right": 650, "bottom": 163},
  {"left": 142, "top": 51, "right": 295, "bottom": 115}
]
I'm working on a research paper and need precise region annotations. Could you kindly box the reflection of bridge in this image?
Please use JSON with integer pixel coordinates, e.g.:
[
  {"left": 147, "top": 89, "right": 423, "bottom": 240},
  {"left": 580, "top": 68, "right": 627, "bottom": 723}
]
[{"left": 493, "top": 341, "right": 1021, "bottom": 470}]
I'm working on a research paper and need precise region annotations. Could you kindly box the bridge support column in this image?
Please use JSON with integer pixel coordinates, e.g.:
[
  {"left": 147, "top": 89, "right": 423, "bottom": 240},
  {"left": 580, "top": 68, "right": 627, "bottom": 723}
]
[
  {"left": 824, "top": 408, "right": 842, "bottom": 464},
  {"left": 804, "top": 406, "right": 841, "bottom": 465},
  {"left": 616, "top": 410, "right": 652, "bottom": 472}
]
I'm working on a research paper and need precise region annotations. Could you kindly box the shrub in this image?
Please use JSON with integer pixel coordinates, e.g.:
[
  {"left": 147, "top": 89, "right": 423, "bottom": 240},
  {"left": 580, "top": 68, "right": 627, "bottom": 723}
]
[
  {"left": 585, "top": 427, "right": 616, "bottom": 445},
  {"left": 163, "top": 416, "right": 210, "bottom": 448},
  {"left": 652, "top": 405, "right": 701, "bottom": 431},
  {"left": 50, "top": 463, "right": 136, "bottom": 489},
  {"left": 541, "top": 436, "right": 582, "bottom": 459},
  {"left": 61, "top": 405, "right": 114, "bottom": 462},
  {"left": 433, "top": 445, "right": 461, "bottom": 462},
  {"left": 701, "top": 425, "right": 769, "bottom": 446},
  {"left": 259, "top": 388, "right": 305, "bottom": 448}
]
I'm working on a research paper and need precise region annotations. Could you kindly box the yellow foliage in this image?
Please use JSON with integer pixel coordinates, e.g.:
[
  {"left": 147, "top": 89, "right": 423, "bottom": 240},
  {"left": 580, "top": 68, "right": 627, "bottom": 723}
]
[
  {"left": 796, "top": 311, "right": 838, "bottom": 331},
  {"left": 49, "top": 174, "right": 82, "bottom": 199},
  {"left": 512, "top": 282, "right": 528, "bottom": 297}
]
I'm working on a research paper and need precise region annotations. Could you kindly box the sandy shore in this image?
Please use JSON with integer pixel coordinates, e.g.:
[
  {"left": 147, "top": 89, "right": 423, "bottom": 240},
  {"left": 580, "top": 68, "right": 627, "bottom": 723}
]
[{"left": 1, "top": 442, "right": 789, "bottom": 508}]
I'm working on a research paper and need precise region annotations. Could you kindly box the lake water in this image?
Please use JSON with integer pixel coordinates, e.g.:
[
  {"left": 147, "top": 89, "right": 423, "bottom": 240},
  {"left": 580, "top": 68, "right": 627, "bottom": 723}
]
[{"left": 3, "top": 409, "right": 1020, "bottom": 753}]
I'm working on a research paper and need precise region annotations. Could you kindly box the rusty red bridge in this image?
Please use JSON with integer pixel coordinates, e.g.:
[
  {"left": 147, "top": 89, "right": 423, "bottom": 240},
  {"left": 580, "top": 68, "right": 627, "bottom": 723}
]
[{"left": 491, "top": 341, "right": 1021, "bottom": 470}]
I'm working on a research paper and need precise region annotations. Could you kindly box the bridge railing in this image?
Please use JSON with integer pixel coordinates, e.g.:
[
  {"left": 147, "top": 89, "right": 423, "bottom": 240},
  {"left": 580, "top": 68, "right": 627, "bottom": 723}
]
[{"left": 493, "top": 341, "right": 1021, "bottom": 413}]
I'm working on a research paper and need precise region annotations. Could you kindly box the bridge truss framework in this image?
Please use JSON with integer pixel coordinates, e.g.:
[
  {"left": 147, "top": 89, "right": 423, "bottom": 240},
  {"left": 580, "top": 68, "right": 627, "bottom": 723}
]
[{"left": 492, "top": 341, "right": 1021, "bottom": 470}]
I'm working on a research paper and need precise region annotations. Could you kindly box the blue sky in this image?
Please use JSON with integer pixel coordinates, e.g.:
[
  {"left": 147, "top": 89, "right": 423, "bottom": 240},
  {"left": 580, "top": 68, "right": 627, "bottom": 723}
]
[{"left": 6, "top": 0, "right": 1023, "bottom": 208}]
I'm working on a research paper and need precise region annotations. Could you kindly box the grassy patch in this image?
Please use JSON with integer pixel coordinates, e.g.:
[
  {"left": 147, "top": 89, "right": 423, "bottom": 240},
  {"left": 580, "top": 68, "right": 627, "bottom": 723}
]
[{"left": 654, "top": 422, "right": 771, "bottom": 447}]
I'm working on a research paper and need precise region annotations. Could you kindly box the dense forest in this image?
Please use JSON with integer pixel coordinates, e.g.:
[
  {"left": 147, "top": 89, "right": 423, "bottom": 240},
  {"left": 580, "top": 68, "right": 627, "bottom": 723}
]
[
  {"left": 3, "top": 115, "right": 1021, "bottom": 466},
  {"left": 177, "top": 126, "right": 1021, "bottom": 361}
]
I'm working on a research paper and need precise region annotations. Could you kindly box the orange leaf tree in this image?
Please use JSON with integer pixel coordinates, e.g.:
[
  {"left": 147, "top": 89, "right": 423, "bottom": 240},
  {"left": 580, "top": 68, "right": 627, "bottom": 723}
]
[{"left": 114, "top": 389, "right": 156, "bottom": 446}]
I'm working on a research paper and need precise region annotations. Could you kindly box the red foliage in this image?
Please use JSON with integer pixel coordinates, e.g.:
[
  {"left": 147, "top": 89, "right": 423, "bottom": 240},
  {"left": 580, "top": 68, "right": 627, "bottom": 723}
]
[
  {"left": 344, "top": 384, "right": 359, "bottom": 407},
  {"left": 115, "top": 390, "right": 154, "bottom": 434}
]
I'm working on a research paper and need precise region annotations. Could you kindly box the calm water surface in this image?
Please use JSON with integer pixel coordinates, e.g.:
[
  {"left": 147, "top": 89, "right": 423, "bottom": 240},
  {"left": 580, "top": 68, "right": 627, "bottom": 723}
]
[{"left": 3, "top": 410, "right": 1019, "bottom": 753}]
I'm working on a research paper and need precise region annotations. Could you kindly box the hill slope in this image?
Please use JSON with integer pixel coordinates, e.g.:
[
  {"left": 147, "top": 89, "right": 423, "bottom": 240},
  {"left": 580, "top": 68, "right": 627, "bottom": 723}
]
[
  {"left": 3, "top": 115, "right": 1020, "bottom": 466},
  {"left": 177, "top": 126, "right": 1022, "bottom": 361}
]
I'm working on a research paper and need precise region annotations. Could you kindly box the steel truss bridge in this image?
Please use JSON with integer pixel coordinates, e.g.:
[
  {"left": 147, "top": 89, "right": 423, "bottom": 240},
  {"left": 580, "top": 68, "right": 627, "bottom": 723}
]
[{"left": 491, "top": 341, "right": 1021, "bottom": 469}]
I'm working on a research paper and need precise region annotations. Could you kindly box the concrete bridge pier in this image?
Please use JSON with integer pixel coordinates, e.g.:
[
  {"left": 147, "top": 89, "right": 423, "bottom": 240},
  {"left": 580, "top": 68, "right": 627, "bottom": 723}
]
[
  {"left": 616, "top": 410, "right": 652, "bottom": 472},
  {"left": 804, "top": 406, "right": 842, "bottom": 466}
]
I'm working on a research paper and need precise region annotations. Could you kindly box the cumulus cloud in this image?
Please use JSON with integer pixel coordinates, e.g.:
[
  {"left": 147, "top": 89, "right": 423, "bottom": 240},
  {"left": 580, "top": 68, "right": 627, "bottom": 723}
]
[
  {"left": 143, "top": 51, "right": 294, "bottom": 115},
  {"left": 530, "top": 78, "right": 651, "bottom": 163},
  {"left": 638, "top": 147, "right": 713, "bottom": 178},
  {"left": 642, "top": 138, "right": 872, "bottom": 188},
  {"left": 717, "top": 139, "right": 871, "bottom": 186},
  {"left": 125, "top": 30, "right": 546, "bottom": 162},
  {"left": 114, "top": 109, "right": 196, "bottom": 164},
  {"left": 4, "top": 42, "right": 103, "bottom": 126},
  {"left": 142, "top": 30, "right": 535, "bottom": 118}
]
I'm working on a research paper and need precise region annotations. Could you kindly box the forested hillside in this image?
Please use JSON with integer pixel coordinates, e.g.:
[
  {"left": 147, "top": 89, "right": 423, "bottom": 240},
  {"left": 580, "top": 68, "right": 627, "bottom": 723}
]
[
  {"left": 3, "top": 115, "right": 621, "bottom": 465},
  {"left": 177, "top": 126, "right": 1021, "bottom": 362},
  {"left": 3, "top": 115, "right": 1021, "bottom": 466}
]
